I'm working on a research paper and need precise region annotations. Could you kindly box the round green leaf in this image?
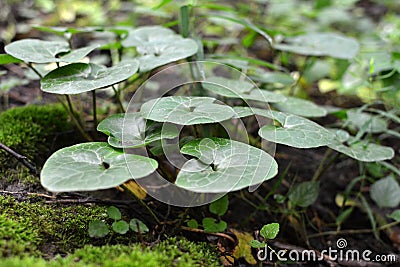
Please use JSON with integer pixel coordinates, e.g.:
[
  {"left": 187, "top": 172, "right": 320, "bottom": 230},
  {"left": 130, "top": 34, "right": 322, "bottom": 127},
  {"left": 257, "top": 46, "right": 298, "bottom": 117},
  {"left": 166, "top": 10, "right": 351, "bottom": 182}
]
[
  {"left": 260, "top": 223, "right": 280, "bottom": 239},
  {"left": 370, "top": 176, "right": 400, "bottom": 208},
  {"left": 209, "top": 194, "right": 229, "bottom": 216},
  {"left": 175, "top": 138, "right": 278, "bottom": 193},
  {"left": 140, "top": 96, "right": 236, "bottom": 125},
  {"left": 122, "top": 26, "right": 198, "bottom": 72},
  {"left": 41, "top": 60, "right": 139, "bottom": 94},
  {"left": 129, "top": 218, "right": 149, "bottom": 233},
  {"left": 272, "top": 96, "right": 327, "bottom": 117},
  {"left": 40, "top": 142, "right": 158, "bottom": 192},
  {"left": 88, "top": 220, "right": 109, "bottom": 238},
  {"left": 107, "top": 206, "right": 121, "bottom": 220},
  {"left": 5, "top": 39, "right": 99, "bottom": 63},
  {"left": 97, "top": 113, "right": 179, "bottom": 148},
  {"left": 258, "top": 111, "right": 336, "bottom": 148},
  {"left": 274, "top": 33, "right": 359, "bottom": 59},
  {"left": 112, "top": 221, "right": 129, "bottom": 235},
  {"left": 202, "top": 76, "right": 286, "bottom": 103}
]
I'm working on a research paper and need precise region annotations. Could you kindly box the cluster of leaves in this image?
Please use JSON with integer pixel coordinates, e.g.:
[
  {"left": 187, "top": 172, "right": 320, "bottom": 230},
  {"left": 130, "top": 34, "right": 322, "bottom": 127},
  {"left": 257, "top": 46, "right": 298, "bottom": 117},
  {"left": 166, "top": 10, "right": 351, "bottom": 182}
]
[{"left": 89, "top": 206, "right": 148, "bottom": 238}]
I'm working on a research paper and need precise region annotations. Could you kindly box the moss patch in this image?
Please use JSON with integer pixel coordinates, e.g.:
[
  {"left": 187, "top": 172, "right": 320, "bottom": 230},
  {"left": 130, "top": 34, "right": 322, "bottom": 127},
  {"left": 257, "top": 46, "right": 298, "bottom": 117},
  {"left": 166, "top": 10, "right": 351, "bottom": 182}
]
[
  {"left": 0, "top": 195, "right": 108, "bottom": 257},
  {"left": 1, "top": 237, "right": 222, "bottom": 267}
]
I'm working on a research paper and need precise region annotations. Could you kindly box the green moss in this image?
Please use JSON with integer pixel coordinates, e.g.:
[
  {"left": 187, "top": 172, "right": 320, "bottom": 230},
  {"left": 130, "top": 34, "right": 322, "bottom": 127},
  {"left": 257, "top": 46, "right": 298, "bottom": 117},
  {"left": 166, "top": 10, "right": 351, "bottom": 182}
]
[
  {"left": 0, "top": 237, "right": 222, "bottom": 267},
  {"left": 0, "top": 104, "right": 71, "bottom": 170},
  {"left": 0, "top": 195, "right": 107, "bottom": 257}
]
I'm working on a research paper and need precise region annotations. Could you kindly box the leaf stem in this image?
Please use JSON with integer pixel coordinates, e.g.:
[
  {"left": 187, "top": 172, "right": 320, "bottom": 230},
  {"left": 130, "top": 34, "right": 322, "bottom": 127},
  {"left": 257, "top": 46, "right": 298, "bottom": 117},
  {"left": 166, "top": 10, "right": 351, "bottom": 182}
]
[
  {"left": 61, "top": 95, "right": 93, "bottom": 141},
  {"left": 27, "top": 63, "right": 43, "bottom": 79},
  {"left": 112, "top": 85, "right": 125, "bottom": 113},
  {"left": 92, "top": 90, "right": 98, "bottom": 139}
]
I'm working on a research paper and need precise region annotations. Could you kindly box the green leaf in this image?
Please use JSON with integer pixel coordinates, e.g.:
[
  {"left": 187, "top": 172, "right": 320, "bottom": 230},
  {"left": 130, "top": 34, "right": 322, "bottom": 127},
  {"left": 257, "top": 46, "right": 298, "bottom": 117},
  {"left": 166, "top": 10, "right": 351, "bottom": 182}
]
[
  {"left": 5, "top": 39, "right": 99, "bottom": 63},
  {"left": 370, "top": 176, "right": 400, "bottom": 208},
  {"left": 97, "top": 113, "right": 179, "bottom": 148},
  {"left": 41, "top": 60, "right": 139, "bottom": 94},
  {"left": 209, "top": 194, "right": 229, "bottom": 216},
  {"left": 202, "top": 76, "right": 286, "bottom": 103},
  {"left": 187, "top": 219, "right": 199, "bottom": 228},
  {"left": 272, "top": 96, "right": 327, "bottom": 117},
  {"left": 140, "top": 96, "right": 236, "bottom": 125},
  {"left": 260, "top": 223, "right": 280, "bottom": 239},
  {"left": 258, "top": 111, "right": 336, "bottom": 148},
  {"left": 122, "top": 26, "right": 198, "bottom": 72},
  {"left": 0, "top": 54, "right": 23, "bottom": 65},
  {"left": 107, "top": 206, "right": 121, "bottom": 220},
  {"left": 249, "top": 240, "right": 266, "bottom": 248},
  {"left": 40, "top": 142, "right": 158, "bottom": 192},
  {"left": 202, "top": 217, "right": 227, "bottom": 233},
  {"left": 346, "top": 110, "right": 388, "bottom": 133},
  {"left": 88, "top": 220, "right": 109, "bottom": 238},
  {"left": 129, "top": 218, "right": 149, "bottom": 233},
  {"left": 274, "top": 32, "right": 359, "bottom": 59},
  {"left": 388, "top": 210, "right": 400, "bottom": 222},
  {"left": 251, "top": 71, "right": 295, "bottom": 86},
  {"left": 328, "top": 138, "right": 394, "bottom": 162},
  {"left": 112, "top": 220, "right": 129, "bottom": 234},
  {"left": 336, "top": 207, "right": 354, "bottom": 226},
  {"left": 176, "top": 138, "right": 278, "bottom": 193},
  {"left": 289, "top": 181, "right": 319, "bottom": 208}
]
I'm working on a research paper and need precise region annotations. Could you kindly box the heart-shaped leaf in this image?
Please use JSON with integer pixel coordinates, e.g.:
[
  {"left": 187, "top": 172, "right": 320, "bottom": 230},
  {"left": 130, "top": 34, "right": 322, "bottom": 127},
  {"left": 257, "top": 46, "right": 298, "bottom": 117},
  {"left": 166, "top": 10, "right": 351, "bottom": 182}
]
[
  {"left": 122, "top": 26, "right": 198, "bottom": 72},
  {"left": 41, "top": 60, "right": 139, "bottom": 94},
  {"left": 258, "top": 111, "right": 336, "bottom": 148},
  {"left": 202, "top": 76, "right": 286, "bottom": 103},
  {"left": 5, "top": 39, "right": 99, "bottom": 63},
  {"left": 175, "top": 138, "right": 278, "bottom": 193},
  {"left": 272, "top": 96, "right": 327, "bottom": 117},
  {"left": 41, "top": 142, "right": 158, "bottom": 192},
  {"left": 346, "top": 110, "right": 388, "bottom": 133},
  {"left": 289, "top": 181, "right": 320, "bottom": 207},
  {"left": 202, "top": 217, "right": 227, "bottom": 233},
  {"left": 370, "top": 176, "right": 400, "bottom": 208},
  {"left": 274, "top": 33, "right": 359, "bottom": 59},
  {"left": 140, "top": 96, "right": 236, "bottom": 125},
  {"left": 97, "top": 113, "right": 179, "bottom": 148},
  {"left": 129, "top": 218, "right": 149, "bottom": 233}
]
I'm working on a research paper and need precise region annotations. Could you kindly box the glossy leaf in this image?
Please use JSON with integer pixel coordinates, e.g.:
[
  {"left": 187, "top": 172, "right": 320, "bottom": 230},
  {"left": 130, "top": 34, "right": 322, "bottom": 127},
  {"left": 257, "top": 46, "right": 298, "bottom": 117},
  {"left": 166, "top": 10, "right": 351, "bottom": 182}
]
[
  {"left": 5, "top": 39, "right": 99, "bottom": 63},
  {"left": 202, "top": 76, "right": 286, "bottom": 103},
  {"left": 273, "top": 96, "right": 327, "bottom": 117},
  {"left": 274, "top": 33, "right": 359, "bottom": 59},
  {"left": 122, "top": 26, "right": 198, "bottom": 72},
  {"left": 259, "top": 111, "right": 336, "bottom": 148},
  {"left": 41, "top": 60, "right": 139, "bottom": 94},
  {"left": 97, "top": 113, "right": 179, "bottom": 148},
  {"left": 176, "top": 138, "right": 278, "bottom": 193},
  {"left": 370, "top": 176, "right": 400, "bottom": 208},
  {"left": 260, "top": 223, "right": 280, "bottom": 239},
  {"left": 140, "top": 96, "right": 235, "bottom": 125},
  {"left": 40, "top": 142, "right": 158, "bottom": 192}
]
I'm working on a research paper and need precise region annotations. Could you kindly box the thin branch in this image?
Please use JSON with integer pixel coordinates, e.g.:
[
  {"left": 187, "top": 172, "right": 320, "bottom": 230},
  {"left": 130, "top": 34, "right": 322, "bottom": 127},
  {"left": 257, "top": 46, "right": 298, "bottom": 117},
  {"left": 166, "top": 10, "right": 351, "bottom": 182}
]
[{"left": 0, "top": 142, "right": 37, "bottom": 174}]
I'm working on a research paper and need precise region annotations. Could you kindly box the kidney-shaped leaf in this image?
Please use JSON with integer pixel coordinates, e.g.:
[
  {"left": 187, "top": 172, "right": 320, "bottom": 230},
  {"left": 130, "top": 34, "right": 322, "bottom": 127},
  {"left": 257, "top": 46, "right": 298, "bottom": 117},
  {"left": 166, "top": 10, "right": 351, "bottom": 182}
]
[
  {"left": 97, "top": 113, "right": 179, "bottom": 148},
  {"left": 175, "top": 138, "right": 278, "bottom": 193},
  {"left": 273, "top": 96, "right": 327, "bottom": 117},
  {"left": 274, "top": 33, "right": 359, "bottom": 59},
  {"left": 122, "top": 26, "right": 198, "bottom": 72},
  {"left": 140, "top": 96, "right": 236, "bottom": 125},
  {"left": 41, "top": 142, "right": 158, "bottom": 192},
  {"left": 203, "top": 76, "right": 286, "bottom": 103},
  {"left": 5, "top": 39, "right": 99, "bottom": 63},
  {"left": 259, "top": 111, "right": 336, "bottom": 148},
  {"left": 41, "top": 60, "right": 139, "bottom": 94}
]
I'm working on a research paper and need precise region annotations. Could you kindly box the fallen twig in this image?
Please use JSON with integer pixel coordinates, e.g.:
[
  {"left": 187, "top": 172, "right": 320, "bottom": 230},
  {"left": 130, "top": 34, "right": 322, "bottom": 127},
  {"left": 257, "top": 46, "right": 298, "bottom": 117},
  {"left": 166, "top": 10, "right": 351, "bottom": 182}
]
[{"left": 0, "top": 142, "right": 38, "bottom": 174}]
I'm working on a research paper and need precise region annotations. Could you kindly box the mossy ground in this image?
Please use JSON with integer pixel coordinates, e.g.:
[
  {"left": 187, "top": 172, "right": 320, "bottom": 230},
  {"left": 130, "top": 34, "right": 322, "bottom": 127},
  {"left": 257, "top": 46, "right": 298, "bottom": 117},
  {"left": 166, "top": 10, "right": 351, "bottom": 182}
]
[{"left": 0, "top": 104, "right": 222, "bottom": 266}]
